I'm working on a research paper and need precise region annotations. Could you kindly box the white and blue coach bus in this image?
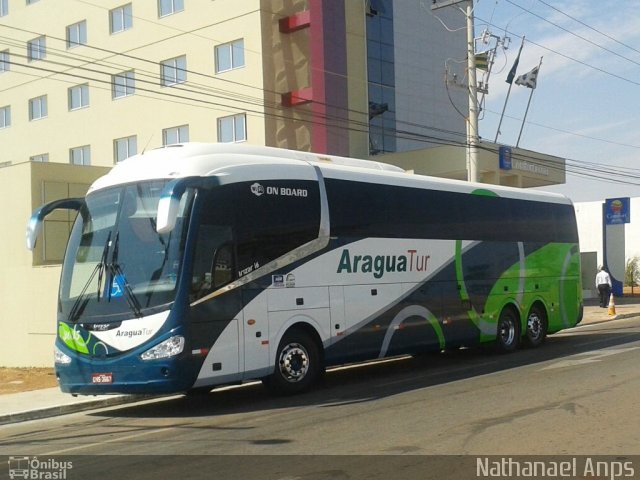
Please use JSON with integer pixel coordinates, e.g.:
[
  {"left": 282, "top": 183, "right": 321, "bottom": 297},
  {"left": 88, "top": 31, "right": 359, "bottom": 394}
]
[{"left": 27, "top": 143, "right": 582, "bottom": 396}]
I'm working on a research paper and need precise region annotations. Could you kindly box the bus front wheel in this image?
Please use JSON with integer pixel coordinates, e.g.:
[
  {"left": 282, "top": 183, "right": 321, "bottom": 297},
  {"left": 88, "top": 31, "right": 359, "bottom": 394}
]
[
  {"left": 264, "top": 329, "right": 321, "bottom": 395},
  {"left": 495, "top": 307, "right": 520, "bottom": 353}
]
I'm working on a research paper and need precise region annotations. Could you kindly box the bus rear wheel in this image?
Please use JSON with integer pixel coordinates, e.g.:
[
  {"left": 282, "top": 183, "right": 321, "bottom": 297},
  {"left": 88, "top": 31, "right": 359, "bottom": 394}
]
[
  {"left": 495, "top": 307, "right": 520, "bottom": 353},
  {"left": 524, "top": 305, "right": 547, "bottom": 348},
  {"left": 264, "top": 329, "right": 321, "bottom": 395}
]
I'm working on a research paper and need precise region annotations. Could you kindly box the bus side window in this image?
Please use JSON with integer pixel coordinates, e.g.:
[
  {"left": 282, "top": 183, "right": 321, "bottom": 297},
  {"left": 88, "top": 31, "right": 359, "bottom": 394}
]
[{"left": 190, "top": 225, "right": 234, "bottom": 300}]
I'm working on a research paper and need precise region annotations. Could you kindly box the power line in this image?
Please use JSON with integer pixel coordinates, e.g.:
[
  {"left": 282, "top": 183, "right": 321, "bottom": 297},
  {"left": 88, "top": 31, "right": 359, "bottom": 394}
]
[
  {"left": 534, "top": 0, "right": 640, "bottom": 58},
  {"left": 505, "top": 0, "right": 640, "bottom": 69},
  {"left": 2, "top": 6, "right": 640, "bottom": 188},
  {"left": 482, "top": 106, "right": 640, "bottom": 150},
  {"left": 0, "top": 21, "right": 471, "bottom": 148},
  {"left": 0, "top": 26, "right": 475, "bottom": 156},
  {"left": 6, "top": 49, "right": 640, "bottom": 188},
  {"left": 4, "top": 5, "right": 635, "bottom": 153}
]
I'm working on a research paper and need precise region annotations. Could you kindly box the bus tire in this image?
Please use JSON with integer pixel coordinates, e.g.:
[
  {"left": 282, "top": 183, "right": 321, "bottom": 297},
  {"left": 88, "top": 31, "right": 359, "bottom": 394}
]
[
  {"left": 495, "top": 307, "right": 520, "bottom": 353},
  {"left": 264, "top": 329, "right": 321, "bottom": 395},
  {"left": 524, "top": 304, "right": 547, "bottom": 348}
]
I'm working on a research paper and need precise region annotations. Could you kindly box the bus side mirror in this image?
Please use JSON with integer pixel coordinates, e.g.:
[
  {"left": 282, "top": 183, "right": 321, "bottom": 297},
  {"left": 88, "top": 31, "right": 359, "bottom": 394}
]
[
  {"left": 26, "top": 198, "right": 84, "bottom": 250},
  {"left": 156, "top": 190, "right": 183, "bottom": 234}
]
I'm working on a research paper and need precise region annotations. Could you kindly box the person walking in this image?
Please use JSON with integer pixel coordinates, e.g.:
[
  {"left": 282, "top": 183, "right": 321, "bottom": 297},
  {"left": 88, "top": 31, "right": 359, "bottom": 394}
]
[{"left": 595, "top": 266, "right": 612, "bottom": 308}]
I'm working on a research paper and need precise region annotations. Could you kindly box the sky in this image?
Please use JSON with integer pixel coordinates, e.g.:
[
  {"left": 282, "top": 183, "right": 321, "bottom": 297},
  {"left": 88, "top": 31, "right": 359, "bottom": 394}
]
[{"left": 469, "top": 0, "right": 640, "bottom": 202}]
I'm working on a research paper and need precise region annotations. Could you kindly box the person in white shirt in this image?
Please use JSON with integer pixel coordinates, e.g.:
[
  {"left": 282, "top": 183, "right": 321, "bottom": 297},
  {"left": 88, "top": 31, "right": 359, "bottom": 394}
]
[{"left": 595, "top": 266, "right": 612, "bottom": 308}]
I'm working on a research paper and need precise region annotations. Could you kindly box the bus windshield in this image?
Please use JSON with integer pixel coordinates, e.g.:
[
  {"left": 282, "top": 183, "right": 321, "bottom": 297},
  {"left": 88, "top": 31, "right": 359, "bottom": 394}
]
[{"left": 59, "top": 181, "right": 192, "bottom": 323}]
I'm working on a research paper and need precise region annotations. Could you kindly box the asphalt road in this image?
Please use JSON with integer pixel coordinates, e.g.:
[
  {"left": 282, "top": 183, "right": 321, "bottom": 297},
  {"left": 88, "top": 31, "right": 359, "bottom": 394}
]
[{"left": 2, "top": 317, "right": 640, "bottom": 479}]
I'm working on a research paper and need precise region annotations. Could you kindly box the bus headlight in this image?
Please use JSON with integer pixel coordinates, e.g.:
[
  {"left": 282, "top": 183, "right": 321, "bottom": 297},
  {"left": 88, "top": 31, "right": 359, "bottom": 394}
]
[
  {"left": 140, "top": 335, "right": 185, "bottom": 361},
  {"left": 54, "top": 345, "right": 72, "bottom": 365}
]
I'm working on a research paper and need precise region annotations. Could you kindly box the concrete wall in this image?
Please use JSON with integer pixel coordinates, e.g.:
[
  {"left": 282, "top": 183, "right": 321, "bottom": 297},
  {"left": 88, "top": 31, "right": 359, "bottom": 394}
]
[
  {"left": 575, "top": 198, "right": 640, "bottom": 294},
  {"left": 0, "top": 162, "right": 108, "bottom": 367},
  {"left": 581, "top": 252, "right": 597, "bottom": 299},
  {"left": 378, "top": 143, "right": 566, "bottom": 188}
]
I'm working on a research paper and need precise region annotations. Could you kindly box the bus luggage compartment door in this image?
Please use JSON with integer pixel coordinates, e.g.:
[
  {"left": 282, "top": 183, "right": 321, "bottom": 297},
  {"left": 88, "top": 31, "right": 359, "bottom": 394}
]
[{"left": 266, "top": 287, "right": 331, "bottom": 361}]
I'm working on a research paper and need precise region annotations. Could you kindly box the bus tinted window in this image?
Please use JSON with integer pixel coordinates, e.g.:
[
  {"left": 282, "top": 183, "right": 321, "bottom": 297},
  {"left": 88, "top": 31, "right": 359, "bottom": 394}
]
[
  {"left": 191, "top": 186, "right": 236, "bottom": 300},
  {"left": 326, "top": 179, "right": 577, "bottom": 243},
  {"left": 234, "top": 180, "right": 320, "bottom": 275}
]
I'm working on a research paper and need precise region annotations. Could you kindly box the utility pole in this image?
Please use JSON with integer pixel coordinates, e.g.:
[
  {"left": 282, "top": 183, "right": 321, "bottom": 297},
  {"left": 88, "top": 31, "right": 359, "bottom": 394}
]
[
  {"left": 465, "top": 2, "right": 479, "bottom": 183},
  {"left": 432, "top": 0, "right": 479, "bottom": 183}
]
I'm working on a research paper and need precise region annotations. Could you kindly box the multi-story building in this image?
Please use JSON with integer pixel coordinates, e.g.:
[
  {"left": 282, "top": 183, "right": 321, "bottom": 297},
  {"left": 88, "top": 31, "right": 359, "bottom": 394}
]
[{"left": 0, "top": 0, "right": 565, "bottom": 366}]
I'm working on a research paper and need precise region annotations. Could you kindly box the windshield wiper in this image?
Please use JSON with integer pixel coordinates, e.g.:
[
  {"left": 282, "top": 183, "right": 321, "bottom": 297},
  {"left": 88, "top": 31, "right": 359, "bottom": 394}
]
[
  {"left": 107, "top": 231, "right": 143, "bottom": 318},
  {"left": 68, "top": 232, "right": 111, "bottom": 323},
  {"left": 96, "top": 231, "right": 111, "bottom": 301}
]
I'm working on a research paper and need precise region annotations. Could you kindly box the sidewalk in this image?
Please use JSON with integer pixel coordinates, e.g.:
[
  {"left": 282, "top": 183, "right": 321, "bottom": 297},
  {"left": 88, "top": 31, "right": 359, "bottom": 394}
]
[{"left": 1, "top": 298, "right": 639, "bottom": 426}]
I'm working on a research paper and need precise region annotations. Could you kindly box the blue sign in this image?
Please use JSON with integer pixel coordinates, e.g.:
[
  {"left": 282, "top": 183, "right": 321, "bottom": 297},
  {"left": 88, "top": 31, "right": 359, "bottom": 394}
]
[
  {"left": 499, "top": 146, "right": 512, "bottom": 170},
  {"left": 605, "top": 197, "right": 630, "bottom": 225}
]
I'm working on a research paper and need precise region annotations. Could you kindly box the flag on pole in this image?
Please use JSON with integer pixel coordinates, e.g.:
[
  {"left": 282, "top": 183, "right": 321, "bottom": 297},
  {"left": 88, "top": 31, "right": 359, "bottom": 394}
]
[
  {"left": 515, "top": 66, "right": 539, "bottom": 89},
  {"left": 506, "top": 47, "right": 522, "bottom": 84}
]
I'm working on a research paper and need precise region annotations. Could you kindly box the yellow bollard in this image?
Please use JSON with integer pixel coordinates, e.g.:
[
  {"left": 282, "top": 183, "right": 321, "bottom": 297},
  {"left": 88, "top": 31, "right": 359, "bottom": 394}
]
[{"left": 607, "top": 293, "right": 616, "bottom": 316}]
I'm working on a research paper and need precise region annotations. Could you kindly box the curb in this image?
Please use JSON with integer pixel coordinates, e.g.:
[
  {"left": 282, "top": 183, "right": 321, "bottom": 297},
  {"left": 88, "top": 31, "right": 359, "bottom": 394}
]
[
  {"left": 576, "top": 312, "right": 639, "bottom": 328},
  {"left": 0, "top": 394, "right": 151, "bottom": 426}
]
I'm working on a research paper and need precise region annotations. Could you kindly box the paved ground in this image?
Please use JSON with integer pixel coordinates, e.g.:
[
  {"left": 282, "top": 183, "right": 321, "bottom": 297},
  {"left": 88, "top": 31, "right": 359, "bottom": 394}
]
[{"left": 0, "top": 295, "right": 637, "bottom": 425}]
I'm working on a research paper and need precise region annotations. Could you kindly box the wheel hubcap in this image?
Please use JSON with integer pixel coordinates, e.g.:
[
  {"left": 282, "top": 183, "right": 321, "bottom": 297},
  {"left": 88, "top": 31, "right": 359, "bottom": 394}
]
[
  {"left": 528, "top": 313, "right": 541, "bottom": 339},
  {"left": 278, "top": 343, "right": 309, "bottom": 383},
  {"left": 499, "top": 319, "right": 515, "bottom": 345}
]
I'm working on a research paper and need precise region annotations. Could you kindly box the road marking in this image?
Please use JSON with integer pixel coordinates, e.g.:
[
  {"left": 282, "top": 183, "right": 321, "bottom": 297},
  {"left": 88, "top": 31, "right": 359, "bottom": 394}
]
[
  {"left": 41, "top": 426, "right": 176, "bottom": 455},
  {"left": 540, "top": 346, "right": 640, "bottom": 371}
]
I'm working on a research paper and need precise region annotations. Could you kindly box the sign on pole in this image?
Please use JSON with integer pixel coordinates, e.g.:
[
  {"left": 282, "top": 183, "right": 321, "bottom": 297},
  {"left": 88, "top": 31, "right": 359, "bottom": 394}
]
[{"left": 605, "top": 197, "right": 630, "bottom": 225}]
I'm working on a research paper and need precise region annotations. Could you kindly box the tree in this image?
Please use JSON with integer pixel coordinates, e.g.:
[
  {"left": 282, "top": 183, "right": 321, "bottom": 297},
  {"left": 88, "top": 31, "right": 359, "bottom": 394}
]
[{"left": 625, "top": 257, "right": 639, "bottom": 295}]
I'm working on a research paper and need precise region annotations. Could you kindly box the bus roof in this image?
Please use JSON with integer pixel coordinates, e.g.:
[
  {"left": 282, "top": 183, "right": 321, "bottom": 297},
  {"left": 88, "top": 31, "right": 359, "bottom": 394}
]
[{"left": 89, "top": 142, "right": 571, "bottom": 205}]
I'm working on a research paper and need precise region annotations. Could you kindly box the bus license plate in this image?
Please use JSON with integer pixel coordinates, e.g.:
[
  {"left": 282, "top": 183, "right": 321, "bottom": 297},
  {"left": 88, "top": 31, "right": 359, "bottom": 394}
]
[{"left": 92, "top": 373, "right": 113, "bottom": 384}]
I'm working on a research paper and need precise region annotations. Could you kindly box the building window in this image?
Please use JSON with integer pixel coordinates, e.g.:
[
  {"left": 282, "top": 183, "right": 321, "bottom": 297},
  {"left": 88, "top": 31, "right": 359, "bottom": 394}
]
[
  {"left": 0, "top": 50, "right": 9, "bottom": 73},
  {"left": 0, "top": 0, "right": 7, "bottom": 17},
  {"left": 160, "top": 55, "right": 186, "bottom": 86},
  {"left": 112, "top": 70, "right": 135, "bottom": 98},
  {"left": 110, "top": 4, "right": 133, "bottom": 34},
  {"left": 158, "top": 0, "right": 183, "bottom": 17},
  {"left": 30, "top": 153, "right": 49, "bottom": 162},
  {"left": 29, "top": 95, "right": 47, "bottom": 120},
  {"left": 27, "top": 36, "right": 46, "bottom": 61},
  {"left": 366, "top": 2, "right": 396, "bottom": 155},
  {"left": 114, "top": 136, "right": 137, "bottom": 163},
  {"left": 215, "top": 39, "right": 245, "bottom": 73},
  {"left": 0, "top": 106, "right": 10, "bottom": 129},
  {"left": 68, "top": 84, "right": 89, "bottom": 110},
  {"left": 70, "top": 145, "right": 91, "bottom": 165},
  {"left": 162, "top": 125, "right": 188, "bottom": 145},
  {"left": 218, "top": 114, "right": 246, "bottom": 143},
  {"left": 66, "top": 21, "right": 87, "bottom": 49}
]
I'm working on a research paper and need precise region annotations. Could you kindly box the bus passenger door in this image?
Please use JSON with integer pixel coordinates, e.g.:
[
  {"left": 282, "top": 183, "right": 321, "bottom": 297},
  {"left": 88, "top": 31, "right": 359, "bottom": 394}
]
[
  {"left": 189, "top": 294, "right": 242, "bottom": 388},
  {"left": 188, "top": 187, "right": 242, "bottom": 386}
]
